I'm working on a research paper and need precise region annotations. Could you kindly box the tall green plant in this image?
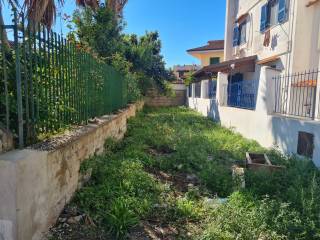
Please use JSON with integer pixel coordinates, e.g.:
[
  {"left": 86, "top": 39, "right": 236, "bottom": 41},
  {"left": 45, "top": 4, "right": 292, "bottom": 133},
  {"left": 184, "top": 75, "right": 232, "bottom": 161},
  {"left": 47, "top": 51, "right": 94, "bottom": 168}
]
[{"left": 71, "top": 7, "right": 174, "bottom": 95}]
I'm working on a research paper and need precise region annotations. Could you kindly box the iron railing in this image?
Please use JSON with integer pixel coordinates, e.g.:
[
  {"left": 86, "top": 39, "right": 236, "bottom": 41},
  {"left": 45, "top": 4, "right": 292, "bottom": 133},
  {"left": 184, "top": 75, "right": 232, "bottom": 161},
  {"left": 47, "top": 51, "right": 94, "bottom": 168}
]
[
  {"left": 273, "top": 70, "right": 319, "bottom": 119},
  {"left": 224, "top": 79, "right": 259, "bottom": 110},
  {"left": 0, "top": 8, "right": 127, "bottom": 147}
]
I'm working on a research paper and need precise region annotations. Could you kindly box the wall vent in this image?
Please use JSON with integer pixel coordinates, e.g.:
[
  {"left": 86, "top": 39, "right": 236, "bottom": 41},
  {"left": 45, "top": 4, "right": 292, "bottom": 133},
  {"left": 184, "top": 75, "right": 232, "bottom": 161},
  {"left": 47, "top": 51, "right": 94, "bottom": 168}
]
[{"left": 297, "top": 131, "right": 314, "bottom": 158}]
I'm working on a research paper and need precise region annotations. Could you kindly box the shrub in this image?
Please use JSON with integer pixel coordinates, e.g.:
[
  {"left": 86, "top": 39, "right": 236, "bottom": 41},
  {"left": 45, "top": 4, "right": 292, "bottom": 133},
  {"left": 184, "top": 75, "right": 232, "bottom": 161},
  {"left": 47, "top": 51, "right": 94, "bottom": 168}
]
[
  {"left": 107, "top": 197, "right": 138, "bottom": 239},
  {"left": 73, "top": 151, "right": 160, "bottom": 238},
  {"left": 199, "top": 162, "right": 233, "bottom": 197},
  {"left": 199, "top": 192, "right": 300, "bottom": 240}
]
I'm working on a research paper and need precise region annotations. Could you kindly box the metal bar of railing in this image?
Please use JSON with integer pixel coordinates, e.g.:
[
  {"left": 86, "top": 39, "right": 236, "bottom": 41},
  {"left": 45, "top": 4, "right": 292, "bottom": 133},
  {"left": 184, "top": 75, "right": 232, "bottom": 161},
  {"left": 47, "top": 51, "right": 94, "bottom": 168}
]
[
  {"left": 28, "top": 23, "right": 36, "bottom": 141},
  {"left": 273, "top": 69, "right": 319, "bottom": 119},
  {"left": 225, "top": 80, "right": 258, "bottom": 110},
  {"left": 13, "top": 8, "right": 24, "bottom": 148}
]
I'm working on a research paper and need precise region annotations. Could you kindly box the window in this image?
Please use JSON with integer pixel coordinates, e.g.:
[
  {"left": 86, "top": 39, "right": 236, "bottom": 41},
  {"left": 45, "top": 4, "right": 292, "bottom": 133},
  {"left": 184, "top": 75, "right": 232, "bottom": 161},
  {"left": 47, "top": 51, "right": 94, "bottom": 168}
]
[
  {"left": 270, "top": 1, "right": 279, "bottom": 26},
  {"left": 239, "top": 21, "right": 247, "bottom": 44},
  {"left": 233, "top": 26, "right": 239, "bottom": 46},
  {"left": 260, "top": 0, "right": 288, "bottom": 32},
  {"left": 210, "top": 57, "right": 220, "bottom": 65},
  {"left": 260, "top": 3, "right": 268, "bottom": 32},
  {"left": 195, "top": 82, "right": 201, "bottom": 98},
  {"left": 233, "top": 21, "right": 247, "bottom": 46},
  {"left": 278, "top": 0, "right": 287, "bottom": 23}
]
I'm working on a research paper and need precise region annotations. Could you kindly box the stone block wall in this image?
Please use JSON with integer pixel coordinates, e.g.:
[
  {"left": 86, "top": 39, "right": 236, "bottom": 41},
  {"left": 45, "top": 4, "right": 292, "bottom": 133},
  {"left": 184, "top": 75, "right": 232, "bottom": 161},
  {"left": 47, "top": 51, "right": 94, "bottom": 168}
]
[
  {"left": 145, "top": 84, "right": 187, "bottom": 107},
  {"left": 0, "top": 101, "right": 144, "bottom": 240}
]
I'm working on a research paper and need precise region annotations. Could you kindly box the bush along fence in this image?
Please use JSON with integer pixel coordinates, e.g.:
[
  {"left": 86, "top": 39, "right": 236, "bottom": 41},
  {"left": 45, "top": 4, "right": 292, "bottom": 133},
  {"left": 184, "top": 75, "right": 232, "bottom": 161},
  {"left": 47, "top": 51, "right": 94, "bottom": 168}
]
[{"left": 0, "top": 8, "right": 128, "bottom": 148}]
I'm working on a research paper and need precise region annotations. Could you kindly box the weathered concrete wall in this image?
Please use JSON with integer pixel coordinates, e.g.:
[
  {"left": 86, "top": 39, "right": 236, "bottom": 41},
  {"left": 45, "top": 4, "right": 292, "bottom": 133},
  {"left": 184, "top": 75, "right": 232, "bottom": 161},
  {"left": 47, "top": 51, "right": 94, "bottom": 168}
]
[
  {"left": 0, "top": 126, "right": 13, "bottom": 154},
  {"left": 0, "top": 101, "right": 144, "bottom": 240},
  {"left": 146, "top": 84, "right": 187, "bottom": 107}
]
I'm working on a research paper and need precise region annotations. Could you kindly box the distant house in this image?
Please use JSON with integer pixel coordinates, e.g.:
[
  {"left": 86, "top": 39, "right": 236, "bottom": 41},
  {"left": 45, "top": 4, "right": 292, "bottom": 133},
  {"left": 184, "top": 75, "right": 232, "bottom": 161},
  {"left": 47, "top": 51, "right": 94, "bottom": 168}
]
[
  {"left": 172, "top": 65, "right": 200, "bottom": 83},
  {"left": 187, "top": 0, "right": 320, "bottom": 166},
  {"left": 187, "top": 40, "right": 224, "bottom": 67},
  {"left": 186, "top": 40, "right": 224, "bottom": 100}
]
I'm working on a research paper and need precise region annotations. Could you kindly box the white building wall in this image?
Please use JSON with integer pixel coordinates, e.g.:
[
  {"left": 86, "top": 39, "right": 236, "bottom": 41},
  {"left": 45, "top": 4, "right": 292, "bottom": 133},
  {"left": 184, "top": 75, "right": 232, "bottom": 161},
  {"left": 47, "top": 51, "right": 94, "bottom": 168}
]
[
  {"left": 225, "top": 0, "right": 320, "bottom": 72},
  {"left": 225, "top": 0, "right": 292, "bottom": 66},
  {"left": 188, "top": 66, "right": 320, "bottom": 166},
  {"left": 189, "top": 1, "right": 320, "bottom": 165},
  {"left": 290, "top": 0, "right": 320, "bottom": 72}
]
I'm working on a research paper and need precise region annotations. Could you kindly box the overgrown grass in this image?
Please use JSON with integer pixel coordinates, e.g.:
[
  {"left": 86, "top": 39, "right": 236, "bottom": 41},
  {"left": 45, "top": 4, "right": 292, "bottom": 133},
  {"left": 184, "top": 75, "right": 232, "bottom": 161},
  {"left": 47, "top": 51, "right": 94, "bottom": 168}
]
[{"left": 66, "top": 107, "right": 320, "bottom": 239}]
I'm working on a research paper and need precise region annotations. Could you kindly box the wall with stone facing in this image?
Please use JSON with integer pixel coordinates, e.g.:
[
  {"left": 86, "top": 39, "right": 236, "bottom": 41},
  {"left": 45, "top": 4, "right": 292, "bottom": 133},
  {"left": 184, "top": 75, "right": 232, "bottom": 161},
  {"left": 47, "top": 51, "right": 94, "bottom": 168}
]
[
  {"left": 145, "top": 83, "right": 187, "bottom": 107},
  {"left": 0, "top": 126, "right": 13, "bottom": 154},
  {"left": 0, "top": 101, "right": 144, "bottom": 240}
]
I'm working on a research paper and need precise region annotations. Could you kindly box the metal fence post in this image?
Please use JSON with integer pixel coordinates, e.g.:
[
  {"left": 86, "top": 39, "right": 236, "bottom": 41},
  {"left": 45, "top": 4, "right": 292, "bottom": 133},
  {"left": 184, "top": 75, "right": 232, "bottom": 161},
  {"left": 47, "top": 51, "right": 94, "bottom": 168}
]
[
  {"left": 13, "top": 8, "right": 24, "bottom": 148},
  {"left": 0, "top": 24, "right": 10, "bottom": 130}
]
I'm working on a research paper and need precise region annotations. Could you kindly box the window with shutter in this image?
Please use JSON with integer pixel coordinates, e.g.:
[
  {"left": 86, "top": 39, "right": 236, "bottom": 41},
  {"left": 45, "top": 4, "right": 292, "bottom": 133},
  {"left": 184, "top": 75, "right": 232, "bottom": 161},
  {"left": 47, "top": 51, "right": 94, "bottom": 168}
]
[
  {"left": 233, "top": 26, "right": 239, "bottom": 46},
  {"left": 278, "top": 0, "right": 287, "bottom": 23},
  {"left": 210, "top": 57, "right": 220, "bottom": 65},
  {"left": 270, "top": 1, "right": 279, "bottom": 26},
  {"left": 260, "top": 4, "right": 268, "bottom": 32},
  {"left": 239, "top": 21, "right": 247, "bottom": 44}
]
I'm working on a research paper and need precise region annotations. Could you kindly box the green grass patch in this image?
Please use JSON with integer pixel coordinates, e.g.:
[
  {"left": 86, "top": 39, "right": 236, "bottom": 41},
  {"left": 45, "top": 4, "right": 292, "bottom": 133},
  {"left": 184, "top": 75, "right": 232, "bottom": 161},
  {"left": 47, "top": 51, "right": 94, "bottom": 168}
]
[{"left": 65, "top": 107, "right": 320, "bottom": 239}]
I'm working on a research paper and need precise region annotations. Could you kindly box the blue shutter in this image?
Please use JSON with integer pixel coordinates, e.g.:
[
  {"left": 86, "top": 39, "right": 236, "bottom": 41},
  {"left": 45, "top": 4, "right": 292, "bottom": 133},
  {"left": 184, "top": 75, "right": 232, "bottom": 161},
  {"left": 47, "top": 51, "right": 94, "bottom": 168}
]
[
  {"left": 278, "top": 0, "right": 287, "bottom": 23},
  {"left": 260, "top": 4, "right": 268, "bottom": 32},
  {"left": 233, "top": 26, "right": 239, "bottom": 46}
]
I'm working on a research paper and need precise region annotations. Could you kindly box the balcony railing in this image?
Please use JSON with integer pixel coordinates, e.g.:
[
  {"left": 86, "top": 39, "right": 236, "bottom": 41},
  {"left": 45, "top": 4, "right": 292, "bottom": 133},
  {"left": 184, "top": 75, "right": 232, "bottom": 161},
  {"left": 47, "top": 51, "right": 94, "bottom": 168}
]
[
  {"left": 224, "top": 80, "right": 259, "bottom": 110},
  {"left": 273, "top": 70, "right": 319, "bottom": 119}
]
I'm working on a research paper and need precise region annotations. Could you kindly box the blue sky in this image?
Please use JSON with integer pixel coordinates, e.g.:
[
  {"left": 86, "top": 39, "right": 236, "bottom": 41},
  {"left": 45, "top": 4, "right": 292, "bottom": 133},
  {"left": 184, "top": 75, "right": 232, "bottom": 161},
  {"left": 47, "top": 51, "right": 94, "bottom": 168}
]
[
  {"left": 123, "top": 0, "right": 226, "bottom": 67},
  {"left": 3, "top": 0, "right": 226, "bottom": 67}
]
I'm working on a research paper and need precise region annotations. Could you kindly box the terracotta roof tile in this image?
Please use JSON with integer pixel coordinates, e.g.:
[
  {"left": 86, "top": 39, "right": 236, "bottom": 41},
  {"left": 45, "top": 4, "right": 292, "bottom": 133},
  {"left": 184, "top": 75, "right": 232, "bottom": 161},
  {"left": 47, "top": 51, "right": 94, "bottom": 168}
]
[{"left": 187, "top": 40, "right": 224, "bottom": 52}]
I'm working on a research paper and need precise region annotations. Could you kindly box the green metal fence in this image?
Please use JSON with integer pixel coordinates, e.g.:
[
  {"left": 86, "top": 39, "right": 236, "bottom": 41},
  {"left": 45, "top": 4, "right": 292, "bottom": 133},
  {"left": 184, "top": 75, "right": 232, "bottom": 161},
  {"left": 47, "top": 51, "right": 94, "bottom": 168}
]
[{"left": 0, "top": 8, "right": 127, "bottom": 148}]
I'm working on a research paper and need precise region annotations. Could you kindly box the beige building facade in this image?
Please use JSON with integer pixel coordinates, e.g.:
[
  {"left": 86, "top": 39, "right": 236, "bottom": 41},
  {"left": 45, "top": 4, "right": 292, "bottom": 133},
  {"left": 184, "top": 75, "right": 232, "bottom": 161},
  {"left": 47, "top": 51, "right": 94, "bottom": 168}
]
[
  {"left": 188, "top": 0, "right": 320, "bottom": 165},
  {"left": 187, "top": 40, "right": 225, "bottom": 67}
]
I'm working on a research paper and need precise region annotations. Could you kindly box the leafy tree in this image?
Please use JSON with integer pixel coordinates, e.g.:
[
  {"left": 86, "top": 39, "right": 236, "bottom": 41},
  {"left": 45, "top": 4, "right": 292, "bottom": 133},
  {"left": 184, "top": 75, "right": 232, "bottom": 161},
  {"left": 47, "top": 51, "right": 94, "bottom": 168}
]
[
  {"left": 72, "top": 6, "right": 175, "bottom": 95},
  {"left": 122, "top": 32, "right": 176, "bottom": 93},
  {"left": 72, "top": 6, "right": 123, "bottom": 59}
]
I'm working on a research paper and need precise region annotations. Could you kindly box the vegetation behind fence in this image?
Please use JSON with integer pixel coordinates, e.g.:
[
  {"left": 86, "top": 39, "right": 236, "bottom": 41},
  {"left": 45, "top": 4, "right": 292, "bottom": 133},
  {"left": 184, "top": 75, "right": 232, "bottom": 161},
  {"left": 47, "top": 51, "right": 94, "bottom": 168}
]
[{"left": 0, "top": 9, "right": 127, "bottom": 147}]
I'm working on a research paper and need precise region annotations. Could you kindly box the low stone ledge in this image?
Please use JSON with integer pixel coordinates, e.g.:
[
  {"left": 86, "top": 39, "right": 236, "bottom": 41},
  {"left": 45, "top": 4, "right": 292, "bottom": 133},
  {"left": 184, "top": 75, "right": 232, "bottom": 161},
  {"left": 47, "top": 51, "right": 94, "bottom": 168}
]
[
  {"left": 0, "top": 126, "right": 13, "bottom": 154},
  {"left": 0, "top": 101, "right": 144, "bottom": 240}
]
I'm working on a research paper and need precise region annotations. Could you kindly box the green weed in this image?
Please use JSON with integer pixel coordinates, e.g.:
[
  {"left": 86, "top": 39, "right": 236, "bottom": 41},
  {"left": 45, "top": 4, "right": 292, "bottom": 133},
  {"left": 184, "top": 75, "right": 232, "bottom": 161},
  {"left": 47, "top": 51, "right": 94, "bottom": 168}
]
[{"left": 68, "top": 107, "right": 320, "bottom": 240}]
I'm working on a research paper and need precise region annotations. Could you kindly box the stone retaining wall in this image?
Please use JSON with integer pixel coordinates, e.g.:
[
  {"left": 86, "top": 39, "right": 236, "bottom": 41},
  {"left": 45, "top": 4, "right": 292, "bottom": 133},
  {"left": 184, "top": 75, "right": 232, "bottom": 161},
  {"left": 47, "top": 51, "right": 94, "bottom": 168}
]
[
  {"left": 0, "top": 101, "right": 144, "bottom": 240},
  {"left": 145, "top": 84, "right": 187, "bottom": 107}
]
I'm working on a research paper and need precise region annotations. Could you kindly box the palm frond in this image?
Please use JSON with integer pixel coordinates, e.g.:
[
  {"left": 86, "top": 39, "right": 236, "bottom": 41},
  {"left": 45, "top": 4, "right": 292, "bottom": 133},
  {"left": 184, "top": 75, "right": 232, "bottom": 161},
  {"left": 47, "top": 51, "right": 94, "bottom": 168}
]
[
  {"left": 76, "top": 0, "right": 99, "bottom": 9},
  {"left": 108, "top": 0, "right": 128, "bottom": 16},
  {"left": 24, "top": 0, "right": 98, "bottom": 29}
]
